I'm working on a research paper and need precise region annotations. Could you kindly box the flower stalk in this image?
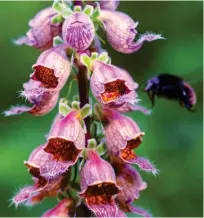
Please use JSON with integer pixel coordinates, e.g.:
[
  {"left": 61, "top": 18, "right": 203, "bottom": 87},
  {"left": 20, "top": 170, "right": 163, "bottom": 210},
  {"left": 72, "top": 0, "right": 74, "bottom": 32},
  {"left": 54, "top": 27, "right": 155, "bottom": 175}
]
[{"left": 5, "top": 0, "right": 165, "bottom": 217}]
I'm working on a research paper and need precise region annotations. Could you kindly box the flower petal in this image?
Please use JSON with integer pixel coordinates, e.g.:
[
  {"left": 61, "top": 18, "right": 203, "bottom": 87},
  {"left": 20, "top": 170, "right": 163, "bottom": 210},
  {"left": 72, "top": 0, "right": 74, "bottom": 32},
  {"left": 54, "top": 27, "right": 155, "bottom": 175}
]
[
  {"left": 14, "top": 7, "right": 62, "bottom": 50},
  {"left": 99, "top": 10, "right": 164, "bottom": 54}
]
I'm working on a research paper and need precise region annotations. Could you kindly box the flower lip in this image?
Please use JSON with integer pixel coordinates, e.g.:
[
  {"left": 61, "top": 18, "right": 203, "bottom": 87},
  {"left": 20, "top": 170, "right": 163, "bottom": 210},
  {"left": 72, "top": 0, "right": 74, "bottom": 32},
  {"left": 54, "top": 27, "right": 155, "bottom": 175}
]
[
  {"left": 120, "top": 133, "right": 145, "bottom": 161},
  {"left": 31, "top": 65, "right": 58, "bottom": 89},
  {"left": 100, "top": 79, "right": 131, "bottom": 104},
  {"left": 44, "top": 137, "right": 82, "bottom": 162}
]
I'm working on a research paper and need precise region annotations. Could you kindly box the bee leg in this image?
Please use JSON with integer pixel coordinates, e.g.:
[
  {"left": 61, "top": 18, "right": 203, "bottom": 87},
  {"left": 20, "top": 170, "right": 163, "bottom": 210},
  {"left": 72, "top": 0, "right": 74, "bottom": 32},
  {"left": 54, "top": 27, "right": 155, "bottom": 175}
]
[{"left": 147, "top": 91, "right": 155, "bottom": 108}]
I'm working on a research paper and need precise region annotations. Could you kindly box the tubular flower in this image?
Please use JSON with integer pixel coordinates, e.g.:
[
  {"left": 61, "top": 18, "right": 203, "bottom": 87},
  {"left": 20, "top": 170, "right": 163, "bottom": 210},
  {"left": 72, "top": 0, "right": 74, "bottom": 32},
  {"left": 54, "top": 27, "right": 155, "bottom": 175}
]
[
  {"left": 42, "top": 199, "right": 73, "bottom": 217},
  {"left": 62, "top": 12, "right": 95, "bottom": 51},
  {"left": 79, "top": 150, "right": 121, "bottom": 217},
  {"left": 115, "top": 162, "right": 147, "bottom": 204},
  {"left": 90, "top": 61, "right": 138, "bottom": 109},
  {"left": 99, "top": 10, "right": 164, "bottom": 54},
  {"left": 14, "top": 7, "right": 62, "bottom": 50},
  {"left": 4, "top": 46, "right": 70, "bottom": 116},
  {"left": 43, "top": 111, "right": 85, "bottom": 178},
  {"left": 24, "top": 144, "right": 69, "bottom": 181},
  {"left": 12, "top": 145, "right": 64, "bottom": 207},
  {"left": 104, "top": 109, "right": 158, "bottom": 175}
]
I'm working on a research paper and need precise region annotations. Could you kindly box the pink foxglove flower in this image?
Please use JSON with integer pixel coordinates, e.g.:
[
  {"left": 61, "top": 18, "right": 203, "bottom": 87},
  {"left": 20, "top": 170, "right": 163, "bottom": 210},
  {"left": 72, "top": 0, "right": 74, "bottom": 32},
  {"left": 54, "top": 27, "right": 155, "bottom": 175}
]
[
  {"left": 62, "top": 12, "right": 95, "bottom": 51},
  {"left": 42, "top": 199, "right": 73, "bottom": 217},
  {"left": 12, "top": 145, "right": 64, "bottom": 207},
  {"left": 104, "top": 109, "right": 158, "bottom": 175},
  {"left": 4, "top": 46, "right": 70, "bottom": 116},
  {"left": 99, "top": 10, "right": 164, "bottom": 54},
  {"left": 43, "top": 111, "right": 85, "bottom": 178},
  {"left": 14, "top": 7, "right": 62, "bottom": 50},
  {"left": 79, "top": 150, "right": 121, "bottom": 217},
  {"left": 90, "top": 61, "right": 138, "bottom": 109}
]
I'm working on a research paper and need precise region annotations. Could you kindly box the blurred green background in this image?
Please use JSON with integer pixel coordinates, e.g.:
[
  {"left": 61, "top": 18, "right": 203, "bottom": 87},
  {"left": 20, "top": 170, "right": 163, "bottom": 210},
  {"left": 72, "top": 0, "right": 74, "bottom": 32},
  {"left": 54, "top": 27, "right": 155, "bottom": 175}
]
[{"left": 0, "top": 1, "right": 203, "bottom": 217}]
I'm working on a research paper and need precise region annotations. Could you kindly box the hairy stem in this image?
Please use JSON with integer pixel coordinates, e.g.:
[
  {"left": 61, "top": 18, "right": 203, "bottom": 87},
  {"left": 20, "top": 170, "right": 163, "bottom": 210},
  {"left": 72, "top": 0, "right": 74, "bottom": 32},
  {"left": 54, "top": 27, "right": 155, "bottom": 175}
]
[{"left": 77, "top": 65, "right": 91, "bottom": 146}]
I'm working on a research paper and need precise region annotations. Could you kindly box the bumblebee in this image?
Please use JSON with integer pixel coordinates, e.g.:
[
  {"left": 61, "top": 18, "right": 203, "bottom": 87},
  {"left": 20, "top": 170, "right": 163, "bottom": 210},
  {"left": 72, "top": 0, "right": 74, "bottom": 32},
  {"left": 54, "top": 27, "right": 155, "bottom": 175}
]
[{"left": 145, "top": 74, "right": 196, "bottom": 111}]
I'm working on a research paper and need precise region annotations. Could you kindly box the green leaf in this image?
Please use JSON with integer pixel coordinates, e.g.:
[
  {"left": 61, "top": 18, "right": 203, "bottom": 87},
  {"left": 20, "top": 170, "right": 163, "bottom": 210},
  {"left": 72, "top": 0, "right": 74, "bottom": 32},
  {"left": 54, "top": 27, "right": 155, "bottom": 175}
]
[
  {"left": 80, "top": 104, "right": 92, "bottom": 119},
  {"left": 83, "top": 5, "right": 94, "bottom": 16},
  {"left": 53, "top": 36, "right": 64, "bottom": 47},
  {"left": 88, "top": 139, "right": 97, "bottom": 149}
]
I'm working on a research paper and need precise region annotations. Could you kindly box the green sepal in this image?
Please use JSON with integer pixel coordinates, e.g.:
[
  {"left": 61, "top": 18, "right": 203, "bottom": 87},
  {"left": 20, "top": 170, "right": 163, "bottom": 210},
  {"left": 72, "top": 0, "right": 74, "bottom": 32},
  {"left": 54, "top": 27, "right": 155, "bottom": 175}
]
[
  {"left": 51, "top": 14, "right": 64, "bottom": 24},
  {"left": 80, "top": 104, "right": 92, "bottom": 119},
  {"left": 94, "top": 103, "right": 102, "bottom": 120},
  {"left": 83, "top": 5, "right": 94, "bottom": 16},
  {"left": 59, "top": 98, "right": 72, "bottom": 116},
  {"left": 74, "top": 5, "right": 82, "bottom": 12},
  {"left": 52, "top": 0, "right": 73, "bottom": 18},
  {"left": 96, "top": 141, "right": 107, "bottom": 156},
  {"left": 97, "top": 52, "right": 109, "bottom": 63},
  {"left": 91, "top": 52, "right": 99, "bottom": 60},
  {"left": 53, "top": 36, "right": 64, "bottom": 47},
  {"left": 80, "top": 54, "right": 92, "bottom": 70},
  {"left": 91, "top": 2, "right": 100, "bottom": 20},
  {"left": 87, "top": 138, "right": 97, "bottom": 149},
  {"left": 71, "top": 101, "right": 80, "bottom": 110}
]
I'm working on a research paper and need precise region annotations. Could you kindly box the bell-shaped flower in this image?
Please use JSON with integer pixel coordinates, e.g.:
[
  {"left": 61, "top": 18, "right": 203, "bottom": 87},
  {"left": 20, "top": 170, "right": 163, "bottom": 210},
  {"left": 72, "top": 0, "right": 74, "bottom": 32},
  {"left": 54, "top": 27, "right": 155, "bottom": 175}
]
[
  {"left": 99, "top": 10, "right": 164, "bottom": 54},
  {"left": 12, "top": 145, "right": 64, "bottom": 207},
  {"left": 104, "top": 109, "right": 158, "bottom": 175},
  {"left": 14, "top": 7, "right": 62, "bottom": 50},
  {"left": 4, "top": 46, "right": 70, "bottom": 116},
  {"left": 42, "top": 199, "right": 73, "bottom": 217},
  {"left": 114, "top": 160, "right": 147, "bottom": 205},
  {"left": 62, "top": 12, "right": 95, "bottom": 51},
  {"left": 90, "top": 61, "right": 138, "bottom": 109},
  {"left": 42, "top": 110, "right": 85, "bottom": 179},
  {"left": 79, "top": 150, "right": 121, "bottom": 217}
]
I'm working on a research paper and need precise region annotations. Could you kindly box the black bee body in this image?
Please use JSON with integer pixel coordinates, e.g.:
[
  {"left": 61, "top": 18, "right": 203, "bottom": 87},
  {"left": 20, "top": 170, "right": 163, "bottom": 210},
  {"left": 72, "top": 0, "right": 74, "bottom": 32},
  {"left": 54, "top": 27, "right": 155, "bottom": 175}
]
[{"left": 145, "top": 74, "right": 196, "bottom": 111}]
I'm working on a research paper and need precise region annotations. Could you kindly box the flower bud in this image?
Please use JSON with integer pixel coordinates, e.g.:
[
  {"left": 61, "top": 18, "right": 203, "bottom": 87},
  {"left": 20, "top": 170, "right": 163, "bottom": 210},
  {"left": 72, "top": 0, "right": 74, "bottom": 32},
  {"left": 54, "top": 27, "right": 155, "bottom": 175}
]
[
  {"left": 15, "top": 7, "right": 62, "bottom": 50},
  {"left": 62, "top": 12, "right": 95, "bottom": 51},
  {"left": 79, "top": 150, "right": 121, "bottom": 217},
  {"left": 99, "top": 10, "right": 164, "bottom": 54}
]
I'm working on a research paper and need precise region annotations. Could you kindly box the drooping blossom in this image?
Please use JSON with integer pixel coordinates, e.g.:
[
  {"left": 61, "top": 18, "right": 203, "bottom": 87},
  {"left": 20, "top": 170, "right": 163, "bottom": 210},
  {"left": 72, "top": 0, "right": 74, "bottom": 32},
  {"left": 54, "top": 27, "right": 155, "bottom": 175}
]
[
  {"left": 90, "top": 61, "right": 138, "bottom": 109},
  {"left": 14, "top": 7, "right": 62, "bottom": 50},
  {"left": 99, "top": 10, "right": 164, "bottom": 54},
  {"left": 4, "top": 46, "right": 70, "bottom": 116},
  {"left": 42, "top": 199, "right": 73, "bottom": 217},
  {"left": 79, "top": 150, "right": 121, "bottom": 217},
  {"left": 12, "top": 145, "right": 64, "bottom": 207},
  {"left": 62, "top": 12, "right": 95, "bottom": 51},
  {"left": 42, "top": 110, "right": 85, "bottom": 178},
  {"left": 104, "top": 109, "right": 158, "bottom": 175}
]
